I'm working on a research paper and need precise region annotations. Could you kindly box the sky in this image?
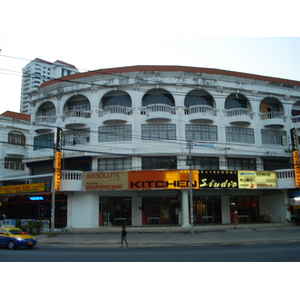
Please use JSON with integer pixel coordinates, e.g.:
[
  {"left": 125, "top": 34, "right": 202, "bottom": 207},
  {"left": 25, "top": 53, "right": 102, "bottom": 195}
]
[
  {"left": 1, "top": 0, "right": 299, "bottom": 114},
  {"left": 1, "top": 37, "right": 300, "bottom": 114}
]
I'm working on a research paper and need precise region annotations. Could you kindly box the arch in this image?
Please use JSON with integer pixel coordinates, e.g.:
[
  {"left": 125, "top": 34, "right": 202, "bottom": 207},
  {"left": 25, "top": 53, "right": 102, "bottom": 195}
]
[
  {"left": 260, "top": 97, "right": 283, "bottom": 114},
  {"left": 225, "top": 93, "right": 250, "bottom": 110},
  {"left": 36, "top": 101, "right": 56, "bottom": 117},
  {"left": 64, "top": 94, "right": 91, "bottom": 112},
  {"left": 184, "top": 89, "right": 214, "bottom": 107},
  {"left": 101, "top": 90, "right": 132, "bottom": 108},
  {"left": 142, "top": 88, "right": 175, "bottom": 107}
]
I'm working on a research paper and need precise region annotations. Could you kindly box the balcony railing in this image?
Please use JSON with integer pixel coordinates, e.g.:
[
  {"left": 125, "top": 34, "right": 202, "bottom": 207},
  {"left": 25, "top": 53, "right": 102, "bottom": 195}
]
[
  {"left": 35, "top": 115, "right": 57, "bottom": 124},
  {"left": 64, "top": 110, "right": 91, "bottom": 120},
  {"left": 259, "top": 111, "right": 286, "bottom": 127},
  {"left": 100, "top": 105, "right": 134, "bottom": 116}
]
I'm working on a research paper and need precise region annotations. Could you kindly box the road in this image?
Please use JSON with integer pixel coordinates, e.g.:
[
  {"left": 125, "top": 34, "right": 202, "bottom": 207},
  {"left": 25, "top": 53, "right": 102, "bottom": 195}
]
[{"left": 1, "top": 241, "right": 300, "bottom": 262}]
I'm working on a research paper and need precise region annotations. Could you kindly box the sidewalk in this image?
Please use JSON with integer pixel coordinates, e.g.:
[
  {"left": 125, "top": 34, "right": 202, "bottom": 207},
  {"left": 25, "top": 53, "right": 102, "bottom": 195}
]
[{"left": 36, "top": 223, "right": 300, "bottom": 248}]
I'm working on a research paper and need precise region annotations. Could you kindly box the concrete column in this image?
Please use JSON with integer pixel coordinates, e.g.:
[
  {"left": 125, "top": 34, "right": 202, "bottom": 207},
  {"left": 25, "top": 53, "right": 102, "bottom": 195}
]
[
  {"left": 181, "top": 190, "right": 191, "bottom": 227},
  {"left": 221, "top": 195, "right": 231, "bottom": 224},
  {"left": 131, "top": 194, "right": 142, "bottom": 226}
]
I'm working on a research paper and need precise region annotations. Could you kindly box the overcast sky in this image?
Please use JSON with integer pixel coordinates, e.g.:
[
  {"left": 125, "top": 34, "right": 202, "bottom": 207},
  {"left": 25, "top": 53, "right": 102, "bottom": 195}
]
[{"left": 1, "top": 1, "right": 299, "bottom": 114}]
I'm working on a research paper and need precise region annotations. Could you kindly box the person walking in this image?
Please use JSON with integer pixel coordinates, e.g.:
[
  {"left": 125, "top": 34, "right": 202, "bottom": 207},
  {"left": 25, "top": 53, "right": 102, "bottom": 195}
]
[
  {"left": 233, "top": 209, "right": 238, "bottom": 229},
  {"left": 121, "top": 225, "right": 128, "bottom": 247}
]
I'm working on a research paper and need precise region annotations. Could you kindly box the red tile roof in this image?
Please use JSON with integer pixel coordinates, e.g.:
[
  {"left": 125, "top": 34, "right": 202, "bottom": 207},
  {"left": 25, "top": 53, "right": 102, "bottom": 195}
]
[
  {"left": 39, "top": 65, "right": 300, "bottom": 89},
  {"left": 0, "top": 111, "right": 30, "bottom": 121}
]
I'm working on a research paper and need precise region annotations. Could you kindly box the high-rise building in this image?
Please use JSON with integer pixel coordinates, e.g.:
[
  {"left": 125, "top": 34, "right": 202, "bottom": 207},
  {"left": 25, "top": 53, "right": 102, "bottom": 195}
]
[{"left": 20, "top": 58, "right": 78, "bottom": 114}]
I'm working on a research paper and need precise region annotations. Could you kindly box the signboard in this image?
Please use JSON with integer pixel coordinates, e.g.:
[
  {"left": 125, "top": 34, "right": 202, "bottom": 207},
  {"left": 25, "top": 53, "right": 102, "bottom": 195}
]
[
  {"left": 238, "top": 170, "right": 277, "bottom": 189},
  {"left": 199, "top": 170, "right": 238, "bottom": 188},
  {"left": 290, "top": 128, "right": 300, "bottom": 188},
  {"left": 82, "top": 171, "right": 128, "bottom": 191},
  {"left": 0, "top": 183, "right": 46, "bottom": 194},
  {"left": 128, "top": 170, "right": 199, "bottom": 190},
  {"left": 54, "top": 127, "right": 63, "bottom": 191}
]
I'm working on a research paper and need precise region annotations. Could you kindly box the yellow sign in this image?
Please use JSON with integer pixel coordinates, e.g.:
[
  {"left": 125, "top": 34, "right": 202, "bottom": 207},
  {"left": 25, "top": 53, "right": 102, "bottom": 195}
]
[
  {"left": 82, "top": 171, "right": 128, "bottom": 191},
  {"left": 54, "top": 151, "right": 62, "bottom": 191},
  {"left": 238, "top": 171, "right": 277, "bottom": 189},
  {"left": 292, "top": 151, "right": 300, "bottom": 188},
  {"left": 0, "top": 183, "right": 45, "bottom": 194}
]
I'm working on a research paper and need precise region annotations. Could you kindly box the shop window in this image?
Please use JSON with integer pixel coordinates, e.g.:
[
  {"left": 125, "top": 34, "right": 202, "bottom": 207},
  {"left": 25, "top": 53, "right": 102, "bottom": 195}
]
[
  {"left": 230, "top": 196, "right": 259, "bottom": 222},
  {"left": 226, "top": 126, "right": 254, "bottom": 144},
  {"left": 142, "top": 156, "right": 177, "bottom": 170},
  {"left": 98, "top": 157, "right": 132, "bottom": 171},
  {"left": 98, "top": 125, "right": 132, "bottom": 142},
  {"left": 142, "top": 124, "right": 176, "bottom": 140},
  {"left": 185, "top": 124, "right": 218, "bottom": 141}
]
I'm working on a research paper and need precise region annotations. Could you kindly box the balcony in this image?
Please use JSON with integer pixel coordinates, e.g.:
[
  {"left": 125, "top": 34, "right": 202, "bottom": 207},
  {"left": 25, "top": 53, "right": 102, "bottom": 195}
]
[
  {"left": 185, "top": 105, "right": 216, "bottom": 123},
  {"left": 260, "top": 112, "right": 286, "bottom": 128},
  {"left": 34, "top": 116, "right": 56, "bottom": 133},
  {"left": 63, "top": 110, "right": 91, "bottom": 128},
  {"left": 224, "top": 108, "right": 253, "bottom": 125},
  {"left": 60, "top": 171, "right": 83, "bottom": 191},
  {"left": 141, "top": 104, "right": 176, "bottom": 121},
  {"left": 276, "top": 169, "right": 296, "bottom": 189},
  {"left": 100, "top": 106, "right": 134, "bottom": 124}
]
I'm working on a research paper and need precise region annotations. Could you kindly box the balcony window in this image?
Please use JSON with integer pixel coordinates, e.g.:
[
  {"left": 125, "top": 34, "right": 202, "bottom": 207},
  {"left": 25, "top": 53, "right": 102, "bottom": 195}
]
[
  {"left": 4, "top": 157, "right": 25, "bottom": 170},
  {"left": 187, "top": 156, "right": 219, "bottom": 170},
  {"left": 227, "top": 158, "right": 256, "bottom": 170},
  {"left": 142, "top": 156, "right": 177, "bottom": 170},
  {"left": 98, "top": 125, "right": 132, "bottom": 142},
  {"left": 8, "top": 131, "right": 25, "bottom": 145},
  {"left": 34, "top": 133, "right": 54, "bottom": 150},
  {"left": 186, "top": 124, "right": 218, "bottom": 141},
  {"left": 226, "top": 127, "right": 254, "bottom": 144},
  {"left": 98, "top": 157, "right": 132, "bottom": 171},
  {"left": 64, "top": 129, "right": 90, "bottom": 145},
  {"left": 142, "top": 124, "right": 176, "bottom": 140}
]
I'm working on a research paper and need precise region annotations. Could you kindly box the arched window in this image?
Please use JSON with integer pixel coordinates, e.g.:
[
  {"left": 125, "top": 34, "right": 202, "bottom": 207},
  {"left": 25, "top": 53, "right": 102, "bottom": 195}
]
[
  {"left": 184, "top": 90, "right": 214, "bottom": 107},
  {"left": 8, "top": 131, "right": 26, "bottom": 145},
  {"left": 142, "top": 89, "right": 175, "bottom": 106},
  {"left": 102, "top": 91, "right": 132, "bottom": 108},
  {"left": 66, "top": 95, "right": 90, "bottom": 111},
  {"left": 225, "top": 93, "right": 248, "bottom": 109}
]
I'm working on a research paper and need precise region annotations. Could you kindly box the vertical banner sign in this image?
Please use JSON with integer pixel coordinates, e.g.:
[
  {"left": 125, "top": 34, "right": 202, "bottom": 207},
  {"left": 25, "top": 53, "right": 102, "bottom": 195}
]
[
  {"left": 290, "top": 128, "right": 300, "bottom": 188},
  {"left": 54, "top": 127, "right": 63, "bottom": 191}
]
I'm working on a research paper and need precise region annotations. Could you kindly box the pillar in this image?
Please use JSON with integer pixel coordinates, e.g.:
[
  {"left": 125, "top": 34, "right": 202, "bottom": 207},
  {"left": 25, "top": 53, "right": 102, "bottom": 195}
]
[{"left": 181, "top": 190, "right": 191, "bottom": 228}]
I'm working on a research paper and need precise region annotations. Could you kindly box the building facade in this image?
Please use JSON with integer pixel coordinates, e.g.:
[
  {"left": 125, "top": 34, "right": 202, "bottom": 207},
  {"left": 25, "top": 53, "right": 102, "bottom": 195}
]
[
  {"left": 1, "top": 65, "right": 300, "bottom": 228},
  {"left": 20, "top": 58, "right": 78, "bottom": 114}
]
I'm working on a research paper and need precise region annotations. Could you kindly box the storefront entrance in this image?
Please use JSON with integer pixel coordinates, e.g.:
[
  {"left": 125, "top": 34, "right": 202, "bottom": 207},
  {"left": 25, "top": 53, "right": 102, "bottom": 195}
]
[
  {"left": 142, "top": 197, "right": 179, "bottom": 225},
  {"left": 99, "top": 196, "right": 132, "bottom": 226},
  {"left": 230, "top": 196, "right": 260, "bottom": 223},
  {"left": 193, "top": 196, "right": 222, "bottom": 224}
]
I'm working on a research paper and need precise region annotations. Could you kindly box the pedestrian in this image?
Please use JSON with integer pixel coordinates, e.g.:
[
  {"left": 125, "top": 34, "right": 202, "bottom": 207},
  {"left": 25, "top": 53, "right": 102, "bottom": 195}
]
[
  {"left": 233, "top": 209, "right": 238, "bottom": 229},
  {"left": 121, "top": 225, "right": 128, "bottom": 247}
]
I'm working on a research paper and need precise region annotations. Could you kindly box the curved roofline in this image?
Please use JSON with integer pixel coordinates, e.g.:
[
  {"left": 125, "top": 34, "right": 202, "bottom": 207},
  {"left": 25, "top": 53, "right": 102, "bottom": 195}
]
[{"left": 39, "top": 65, "right": 300, "bottom": 89}]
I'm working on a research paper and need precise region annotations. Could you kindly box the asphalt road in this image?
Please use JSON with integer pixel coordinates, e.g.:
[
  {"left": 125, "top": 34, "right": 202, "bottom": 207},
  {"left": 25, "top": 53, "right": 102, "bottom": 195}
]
[{"left": 1, "top": 241, "right": 300, "bottom": 262}]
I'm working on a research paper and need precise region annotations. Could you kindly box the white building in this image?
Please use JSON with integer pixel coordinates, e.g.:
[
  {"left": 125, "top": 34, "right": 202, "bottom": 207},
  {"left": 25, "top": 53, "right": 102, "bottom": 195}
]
[
  {"left": 20, "top": 58, "right": 78, "bottom": 114},
  {"left": 1, "top": 65, "right": 300, "bottom": 228}
]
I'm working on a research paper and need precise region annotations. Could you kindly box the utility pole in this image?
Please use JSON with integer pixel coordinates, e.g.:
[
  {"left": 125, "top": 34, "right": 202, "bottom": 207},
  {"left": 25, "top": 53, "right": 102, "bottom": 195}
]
[{"left": 187, "top": 140, "right": 194, "bottom": 234}]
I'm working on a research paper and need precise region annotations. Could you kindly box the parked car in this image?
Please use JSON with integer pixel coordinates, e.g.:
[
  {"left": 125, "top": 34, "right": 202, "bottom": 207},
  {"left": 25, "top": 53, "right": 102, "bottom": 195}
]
[{"left": 0, "top": 227, "right": 37, "bottom": 249}]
